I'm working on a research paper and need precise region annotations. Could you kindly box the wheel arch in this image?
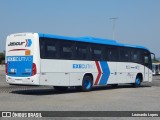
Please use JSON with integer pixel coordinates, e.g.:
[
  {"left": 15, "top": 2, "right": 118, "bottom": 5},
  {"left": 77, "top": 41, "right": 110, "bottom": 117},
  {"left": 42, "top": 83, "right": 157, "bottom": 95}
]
[
  {"left": 136, "top": 73, "right": 143, "bottom": 82},
  {"left": 83, "top": 73, "right": 94, "bottom": 84}
]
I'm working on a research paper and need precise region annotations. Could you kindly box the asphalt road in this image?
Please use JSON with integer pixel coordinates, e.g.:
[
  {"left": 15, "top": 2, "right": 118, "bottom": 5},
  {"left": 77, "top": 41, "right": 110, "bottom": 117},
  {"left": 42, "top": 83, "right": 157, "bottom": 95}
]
[{"left": 0, "top": 71, "right": 160, "bottom": 119}]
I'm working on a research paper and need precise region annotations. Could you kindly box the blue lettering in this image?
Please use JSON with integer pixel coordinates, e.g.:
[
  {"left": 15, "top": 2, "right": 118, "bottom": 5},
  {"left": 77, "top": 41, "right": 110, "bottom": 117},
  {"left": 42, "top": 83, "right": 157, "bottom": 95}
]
[
  {"left": 81, "top": 64, "right": 85, "bottom": 69},
  {"left": 79, "top": 64, "right": 82, "bottom": 68},
  {"left": 72, "top": 64, "right": 95, "bottom": 69},
  {"left": 73, "top": 64, "right": 76, "bottom": 68}
]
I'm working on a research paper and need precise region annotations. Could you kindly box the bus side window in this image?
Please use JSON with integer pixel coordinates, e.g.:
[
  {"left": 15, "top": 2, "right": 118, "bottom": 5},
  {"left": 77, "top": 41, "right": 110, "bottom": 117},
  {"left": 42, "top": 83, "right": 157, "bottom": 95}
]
[
  {"left": 130, "top": 49, "right": 143, "bottom": 64},
  {"left": 39, "top": 38, "right": 45, "bottom": 58},
  {"left": 90, "top": 44, "right": 104, "bottom": 61},
  {"left": 46, "top": 45, "right": 56, "bottom": 58},
  {"left": 75, "top": 42, "right": 88, "bottom": 60},
  {"left": 119, "top": 47, "right": 130, "bottom": 62},
  {"left": 40, "top": 37, "right": 59, "bottom": 59},
  {"left": 59, "top": 41, "right": 74, "bottom": 59},
  {"left": 105, "top": 46, "right": 117, "bottom": 61}
]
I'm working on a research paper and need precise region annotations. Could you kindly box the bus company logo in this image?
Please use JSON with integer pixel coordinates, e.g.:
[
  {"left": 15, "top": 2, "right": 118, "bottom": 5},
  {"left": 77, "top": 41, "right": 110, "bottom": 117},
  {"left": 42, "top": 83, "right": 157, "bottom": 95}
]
[
  {"left": 8, "top": 42, "right": 25, "bottom": 46},
  {"left": 25, "top": 39, "right": 32, "bottom": 47},
  {"left": 8, "top": 39, "right": 32, "bottom": 47},
  {"left": 7, "top": 56, "right": 33, "bottom": 62}
]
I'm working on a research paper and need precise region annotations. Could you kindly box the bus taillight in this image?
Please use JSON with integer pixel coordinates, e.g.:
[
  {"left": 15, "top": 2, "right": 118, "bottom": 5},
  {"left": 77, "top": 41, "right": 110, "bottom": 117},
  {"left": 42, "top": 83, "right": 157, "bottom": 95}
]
[
  {"left": 5, "top": 63, "right": 8, "bottom": 75},
  {"left": 32, "top": 63, "right": 37, "bottom": 76}
]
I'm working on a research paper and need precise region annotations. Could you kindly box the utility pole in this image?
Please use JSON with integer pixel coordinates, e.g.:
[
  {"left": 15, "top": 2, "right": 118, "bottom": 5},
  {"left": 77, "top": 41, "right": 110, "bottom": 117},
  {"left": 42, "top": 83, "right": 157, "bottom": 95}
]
[{"left": 110, "top": 17, "right": 118, "bottom": 40}]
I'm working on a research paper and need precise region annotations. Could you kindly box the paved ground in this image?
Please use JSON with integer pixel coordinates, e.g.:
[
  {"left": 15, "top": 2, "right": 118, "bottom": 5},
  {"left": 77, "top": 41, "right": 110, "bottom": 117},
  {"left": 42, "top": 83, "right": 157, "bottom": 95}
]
[{"left": 0, "top": 70, "right": 160, "bottom": 119}]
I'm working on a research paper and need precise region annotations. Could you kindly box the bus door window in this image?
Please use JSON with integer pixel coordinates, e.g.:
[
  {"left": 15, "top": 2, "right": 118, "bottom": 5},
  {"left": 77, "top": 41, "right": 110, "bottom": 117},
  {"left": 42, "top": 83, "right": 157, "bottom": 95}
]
[
  {"left": 144, "top": 52, "right": 152, "bottom": 70},
  {"left": 144, "top": 56, "right": 149, "bottom": 67}
]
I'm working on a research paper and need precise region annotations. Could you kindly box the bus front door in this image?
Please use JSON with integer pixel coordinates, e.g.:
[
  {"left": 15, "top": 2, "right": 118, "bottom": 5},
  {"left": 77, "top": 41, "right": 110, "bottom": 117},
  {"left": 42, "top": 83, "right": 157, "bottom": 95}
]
[{"left": 144, "top": 53, "right": 152, "bottom": 82}]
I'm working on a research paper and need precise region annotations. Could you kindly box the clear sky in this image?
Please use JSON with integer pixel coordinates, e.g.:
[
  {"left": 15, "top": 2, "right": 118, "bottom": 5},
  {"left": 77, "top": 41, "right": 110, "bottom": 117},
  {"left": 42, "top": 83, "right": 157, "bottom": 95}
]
[{"left": 0, "top": 0, "right": 160, "bottom": 57}]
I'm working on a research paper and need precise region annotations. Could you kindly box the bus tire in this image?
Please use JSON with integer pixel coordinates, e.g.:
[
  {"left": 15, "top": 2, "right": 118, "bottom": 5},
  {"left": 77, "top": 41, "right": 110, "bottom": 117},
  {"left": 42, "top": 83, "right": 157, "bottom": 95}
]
[
  {"left": 134, "top": 76, "right": 141, "bottom": 87},
  {"left": 54, "top": 86, "right": 68, "bottom": 91},
  {"left": 81, "top": 75, "right": 93, "bottom": 92}
]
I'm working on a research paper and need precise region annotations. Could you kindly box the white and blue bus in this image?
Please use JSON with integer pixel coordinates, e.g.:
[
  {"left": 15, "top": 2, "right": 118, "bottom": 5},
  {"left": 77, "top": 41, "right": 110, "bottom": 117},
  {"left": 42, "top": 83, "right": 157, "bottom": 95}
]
[{"left": 5, "top": 33, "right": 152, "bottom": 91}]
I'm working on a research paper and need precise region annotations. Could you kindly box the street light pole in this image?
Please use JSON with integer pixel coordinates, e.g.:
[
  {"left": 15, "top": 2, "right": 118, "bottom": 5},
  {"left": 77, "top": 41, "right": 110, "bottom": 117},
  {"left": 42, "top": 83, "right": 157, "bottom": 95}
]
[{"left": 110, "top": 17, "right": 118, "bottom": 40}]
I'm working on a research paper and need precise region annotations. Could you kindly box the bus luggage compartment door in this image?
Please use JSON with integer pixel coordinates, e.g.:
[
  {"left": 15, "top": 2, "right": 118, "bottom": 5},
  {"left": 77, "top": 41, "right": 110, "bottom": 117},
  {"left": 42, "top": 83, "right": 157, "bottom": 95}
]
[{"left": 40, "top": 72, "right": 70, "bottom": 86}]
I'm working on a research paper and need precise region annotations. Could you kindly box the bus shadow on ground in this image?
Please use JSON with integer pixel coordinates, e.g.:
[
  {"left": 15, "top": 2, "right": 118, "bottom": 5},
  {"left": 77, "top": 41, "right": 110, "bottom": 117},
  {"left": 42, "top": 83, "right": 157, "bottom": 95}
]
[{"left": 10, "top": 84, "right": 151, "bottom": 96}]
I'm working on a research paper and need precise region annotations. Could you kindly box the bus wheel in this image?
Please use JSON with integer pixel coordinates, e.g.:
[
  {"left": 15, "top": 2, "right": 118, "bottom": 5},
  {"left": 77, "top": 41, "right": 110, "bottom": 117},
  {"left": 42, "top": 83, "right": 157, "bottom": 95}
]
[
  {"left": 53, "top": 86, "right": 68, "bottom": 91},
  {"left": 82, "top": 75, "right": 93, "bottom": 92},
  {"left": 134, "top": 77, "right": 141, "bottom": 87}
]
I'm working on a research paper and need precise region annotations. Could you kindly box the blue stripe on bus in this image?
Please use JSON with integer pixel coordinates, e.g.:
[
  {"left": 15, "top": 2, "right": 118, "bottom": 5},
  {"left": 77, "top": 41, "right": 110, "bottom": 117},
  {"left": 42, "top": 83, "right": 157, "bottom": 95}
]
[{"left": 99, "top": 61, "right": 110, "bottom": 85}]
